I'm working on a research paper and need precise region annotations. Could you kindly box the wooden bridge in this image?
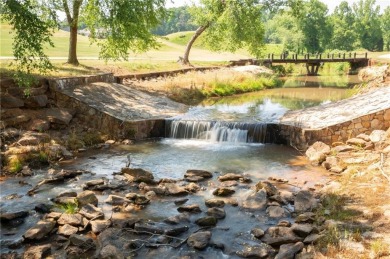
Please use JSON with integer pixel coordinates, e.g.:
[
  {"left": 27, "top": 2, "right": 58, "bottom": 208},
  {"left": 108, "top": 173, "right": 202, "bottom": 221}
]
[{"left": 230, "top": 52, "right": 369, "bottom": 75}]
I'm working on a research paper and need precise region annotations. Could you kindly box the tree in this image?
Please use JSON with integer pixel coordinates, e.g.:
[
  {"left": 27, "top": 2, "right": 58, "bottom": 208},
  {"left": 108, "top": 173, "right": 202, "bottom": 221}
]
[
  {"left": 353, "top": 0, "right": 383, "bottom": 51},
  {"left": 181, "top": 0, "right": 265, "bottom": 66},
  {"left": 381, "top": 7, "right": 390, "bottom": 51},
  {"left": 152, "top": 7, "right": 197, "bottom": 36},
  {"left": 297, "top": 0, "right": 330, "bottom": 53},
  {"left": 329, "top": 1, "right": 357, "bottom": 51},
  {"left": 1, "top": 0, "right": 56, "bottom": 87},
  {"left": 2, "top": 0, "right": 167, "bottom": 66},
  {"left": 264, "top": 12, "right": 304, "bottom": 53}
]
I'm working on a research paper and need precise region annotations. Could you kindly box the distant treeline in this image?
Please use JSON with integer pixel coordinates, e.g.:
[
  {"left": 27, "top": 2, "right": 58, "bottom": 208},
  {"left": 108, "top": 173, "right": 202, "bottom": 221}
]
[
  {"left": 152, "top": 7, "right": 197, "bottom": 35},
  {"left": 153, "top": 2, "right": 390, "bottom": 52}
]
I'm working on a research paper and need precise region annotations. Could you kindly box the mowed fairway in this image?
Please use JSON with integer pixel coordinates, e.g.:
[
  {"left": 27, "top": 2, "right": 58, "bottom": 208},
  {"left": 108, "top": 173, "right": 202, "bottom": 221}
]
[{"left": 0, "top": 23, "right": 251, "bottom": 62}]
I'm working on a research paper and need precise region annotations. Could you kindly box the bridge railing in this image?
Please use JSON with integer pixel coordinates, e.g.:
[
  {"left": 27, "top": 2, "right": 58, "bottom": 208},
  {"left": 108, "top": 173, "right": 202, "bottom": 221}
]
[{"left": 262, "top": 52, "right": 368, "bottom": 61}]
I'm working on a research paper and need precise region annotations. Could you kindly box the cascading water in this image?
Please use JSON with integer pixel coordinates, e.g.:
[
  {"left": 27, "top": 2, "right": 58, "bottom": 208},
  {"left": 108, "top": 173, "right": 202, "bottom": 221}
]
[{"left": 165, "top": 120, "right": 270, "bottom": 143}]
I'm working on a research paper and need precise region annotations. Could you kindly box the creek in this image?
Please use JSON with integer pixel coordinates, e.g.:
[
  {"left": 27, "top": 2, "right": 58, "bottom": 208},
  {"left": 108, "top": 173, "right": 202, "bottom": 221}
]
[{"left": 0, "top": 75, "right": 357, "bottom": 257}]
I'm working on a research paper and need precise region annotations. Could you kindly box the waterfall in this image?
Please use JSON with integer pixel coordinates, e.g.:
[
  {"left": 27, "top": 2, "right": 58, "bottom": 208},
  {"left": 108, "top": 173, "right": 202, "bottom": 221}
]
[{"left": 165, "top": 120, "right": 270, "bottom": 143}]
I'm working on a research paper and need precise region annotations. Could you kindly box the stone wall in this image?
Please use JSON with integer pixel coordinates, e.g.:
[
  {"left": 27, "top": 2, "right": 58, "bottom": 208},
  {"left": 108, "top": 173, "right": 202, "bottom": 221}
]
[
  {"left": 48, "top": 74, "right": 166, "bottom": 139},
  {"left": 279, "top": 108, "right": 390, "bottom": 151}
]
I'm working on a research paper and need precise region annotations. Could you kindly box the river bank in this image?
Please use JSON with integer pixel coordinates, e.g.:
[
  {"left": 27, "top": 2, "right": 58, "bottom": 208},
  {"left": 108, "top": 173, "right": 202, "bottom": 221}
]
[{"left": 0, "top": 65, "right": 389, "bottom": 258}]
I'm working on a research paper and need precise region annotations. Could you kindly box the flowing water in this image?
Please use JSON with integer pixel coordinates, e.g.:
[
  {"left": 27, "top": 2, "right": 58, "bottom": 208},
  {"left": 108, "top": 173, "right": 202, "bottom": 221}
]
[{"left": 0, "top": 82, "right": 356, "bottom": 257}]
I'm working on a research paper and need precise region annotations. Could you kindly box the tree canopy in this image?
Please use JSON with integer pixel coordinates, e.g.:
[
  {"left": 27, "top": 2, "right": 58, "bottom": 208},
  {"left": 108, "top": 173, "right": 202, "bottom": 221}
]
[{"left": 180, "top": 0, "right": 265, "bottom": 65}]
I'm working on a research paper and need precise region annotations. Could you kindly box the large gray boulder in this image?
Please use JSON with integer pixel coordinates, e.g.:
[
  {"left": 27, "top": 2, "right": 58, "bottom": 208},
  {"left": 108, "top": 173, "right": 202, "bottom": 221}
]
[
  {"left": 187, "top": 231, "right": 211, "bottom": 250},
  {"left": 242, "top": 189, "right": 267, "bottom": 210},
  {"left": 294, "top": 190, "right": 318, "bottom": 213},
  {"left": 275, "top": 242, "right": 304, "bottom": 259},
  {"left": 121, "top": 168, "right": 154, "bottom": 183},
  {"left": 305, "top": 141, "right": 330, "bottom": 165},
  {"left": 24, "top": 220, "right": 56, "bottom": 240},
  {"left": 261, "top": 227, "right": 302, "bottom": 246}
]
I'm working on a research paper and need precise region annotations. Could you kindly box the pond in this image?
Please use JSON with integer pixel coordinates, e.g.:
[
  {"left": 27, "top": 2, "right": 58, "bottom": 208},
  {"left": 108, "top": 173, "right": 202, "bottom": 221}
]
[{"left": 0, "top": 80, "right": 356, "bottom": 257}]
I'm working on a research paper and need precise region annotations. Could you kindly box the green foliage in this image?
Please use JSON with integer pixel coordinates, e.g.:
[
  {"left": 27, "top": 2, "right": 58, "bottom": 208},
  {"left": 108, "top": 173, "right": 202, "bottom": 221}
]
[
  {"left": 84, "top": 0, "right": 167, "bottom": 60},
  {"left": 153, "top": 6, "right": 198, "bottom": 36},
  {"left": 353, "top": 0, "right": 383, "bottom": 51},
  {"left": 57, "top": 201, "right": 79, "bottom": 214},
  {"left": 8, "top": 157, "right": 23, "bottom": 174},
  {"left": 297, "top": 0, "right": 331, "bottom": 53},
  {"left": 201, "top": 76, "right": 281, "bottom": 98},
  {"left": 329, "top": 1, "right": 358, "bottom": 51},
  {"left": 381, "top": 7, "right": 390, "bottom": 51},
  {"left": 189, "top": 0, "right": 265, "bottom": 58},
  {"left": 1, "top": 0, "right": 55, "bottom": 87}
]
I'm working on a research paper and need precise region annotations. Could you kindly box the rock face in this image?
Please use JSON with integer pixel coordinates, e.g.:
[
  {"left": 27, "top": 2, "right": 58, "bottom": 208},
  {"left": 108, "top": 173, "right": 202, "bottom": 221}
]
[
  {"left": 184, "top": 169, "right": 213, "bottom": 182},
  {"left": 275, "top": 242, "right": 304, "bottom": 259},
  {"left": 261, "top": 227, "right": 302, "bottom": 246},
  {"left": 294, "top": 190, "right": 318, "bottom": 213},
  {"left": 77, "top": 191, "right": 98, "bottom": 207},
  {"left": 242, "top": 189, "right": 267, "bottom": 210},
  {"left": 23, "top": 244, "right": 52, "bottom": 259},
  {"left": 121, "top": 168, "right": 154, "bottom": 183},
  {"left": 24, "top": 220, "right": 56, "bottom": 240},
  {"left": 305, "top": 142, "right": 330, "bottom": 165},
  {"left": 236, "top": 243, "right": 276, "bottom": 258},
  {"left": 187, "top": 231, "right": 211, "bottom": 250}
]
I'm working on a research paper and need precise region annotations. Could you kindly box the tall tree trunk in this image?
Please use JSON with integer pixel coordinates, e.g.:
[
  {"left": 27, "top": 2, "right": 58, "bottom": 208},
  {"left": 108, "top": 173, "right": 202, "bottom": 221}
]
[
  {"left": 68, "top": 24, "right": 79, "bottom": 65},
  {"left": 63, "top": 0, "right": 82, "bottom": 65},
  {"left": 181, "top": 24, "right": 209, "bottom": 66}
]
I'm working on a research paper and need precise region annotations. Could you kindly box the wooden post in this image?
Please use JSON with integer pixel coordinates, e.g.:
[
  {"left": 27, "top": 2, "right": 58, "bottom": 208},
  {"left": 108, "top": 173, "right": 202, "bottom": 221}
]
[
  {"left": 332, "top": 54, "right": 334, "bottom": 59},
  {"left": 365, "top": 52, "right": 368, "bottom": 59},
  {"left": 349, "top": 53, "right": 351, "bottom": 58},
  {"left": 343, "top": 53, "right": 345, "bottom": 59},
  {"left": 319, "top": 54, "right": 322, "bottom": 60},
  {"left": 271, "top": 54, "right": 274, "bottom": 61},
  {"left": 354, "top": 53, "right": 356, "bottom": 59}
]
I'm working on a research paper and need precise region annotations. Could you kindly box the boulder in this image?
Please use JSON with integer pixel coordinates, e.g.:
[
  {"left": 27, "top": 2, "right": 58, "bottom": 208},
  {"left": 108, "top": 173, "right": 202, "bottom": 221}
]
[
  {"left": 91, "top": 220, "right": 111, "bottom": 234},
  {"left": 79, "top": 204, "right": 104, "bottom": 220},
  {"left": 184, "top": 182, "right": 200, "bottom": 193},
  {"left": 275, "top": 242, "right": 304, "bottom": 259},
  {"left": 294, "top": 190, "right": 318, "bottom": 213},
  {"left": 84, "top": 179, "right": 105, "bottom": 188},
  {"left": 163, "top": 183, "right": 188, "bottom": 196},
  {"left": 242, "top": 189, "right": 267, "bottom": 210},
  {"left": 133, "top": 195, "right": 150, "bottom": 205},
  {"left": 104, "top": 195, "right": 131, "bottom": 205},
  {"left": 69, "top": 234, "right": 96, "bottom": 249},
  {"left": 295, "top": 212, "right": 316, "bottom": 224},
  {"left": 370, "top": 130, "right": 387, "bottom": 143},
  {"left": 24, "top": 220, "right": 56, "bottom": 240},
  {"left": 346, "top": 138, "right": 367, "bottom": 147},
  {"left": 305, "top": 141, "right": 330, "bottom": 165},
  {"left": 255, "top": 181, "right": 279, "bottom": 196},
  {"left": 356, "top": 133, "right": 370, "bottom": 142},
  {"left": 218, "top": 173, "right": 242, "bottom": 182},
  {"left": 184, "top": 169, "right": 213, "bottom": 182},
  {"left": 205, "top": 199, "right": 225, "bottom": 208},
  {"left": 23, "top": 244, "right": 51, "bottom": 259},
  {"left": 261, "top": 227, "right": 302, "bottom": 246},
  {"left": 187, "top": 231, "right": 211, "bottom": 250},
  {"left": 164, "top": 213, "right": 191, "bottom": 225},
  {"left": 266, "top": 206, "right": 289, "bottom": 218},
  {"left": 212, "top": 187, "right": 235, "bottom": 197},
  {"left": 236, "top": 243, "right": 276, "bottom": 258},
  {"left": 207, "top": 207, "right": 226, "bottom": 219},
  {"left": 57, "top": 214, "right": 84, "bottom": 226},
  {"left": 1, "top": 93, "right": 24, "bottom": 108},
  {"left": 195, "top": 216, "right": 217, "bottom": 227},
  {"left": 177, "top": 204, "right": 202, "bottom": 213},
  {"left": 291, "top": 224, "right": 313, "bottom": 238},
  {"left": 121, "top": 168, "right": 154, "bottom": 183},
  {"left": 332, "top": 145, "right": 355, "bottom": 153},
  {"left": 251, "top": 228, "right": 265, "bottom": 238},
  {"left": 174, "top": 198, "right": 188, "bottom": 205},
  {"left": 77, "top": 191, "right": 98, "bottom": 207},
  {"left": 24, "top": 95, "right": 48, "bottom": 108},
  {"left": 58, "top": 224, "right": 79, "bottom": 236},
  {"left": 45, "top": 108, "right": 73, "bottom": 125},
  {"left": 0, "top": 211, "right": 29, "bottom": 223}
]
